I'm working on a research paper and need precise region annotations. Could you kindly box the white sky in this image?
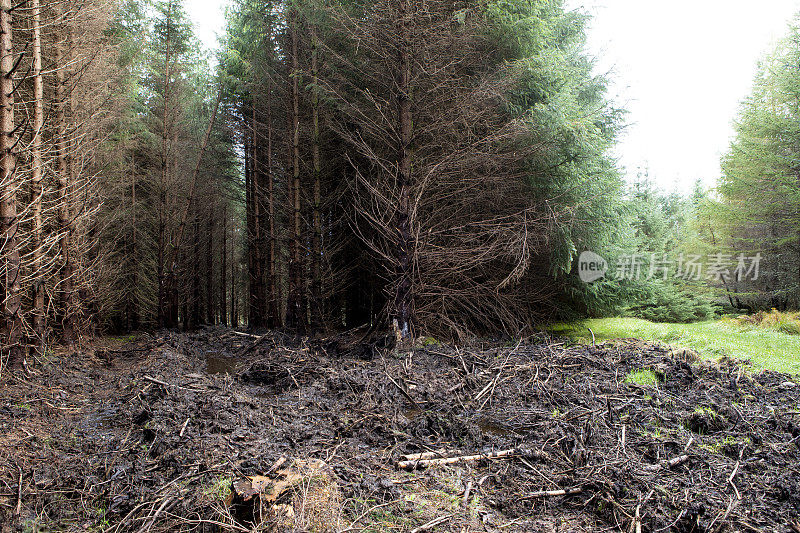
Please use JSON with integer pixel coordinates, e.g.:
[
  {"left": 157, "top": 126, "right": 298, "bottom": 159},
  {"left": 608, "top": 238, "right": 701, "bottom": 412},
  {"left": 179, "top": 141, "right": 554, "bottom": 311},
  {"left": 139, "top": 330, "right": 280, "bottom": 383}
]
[
  {"left": 569, "top": 0, "right": 800, "bottom": 193},
  {"left": 186, "top": 0, "right": 800, "bottom": 194},
  {"left": 184, "top": 0, "right": 228, "bottom": 53}
]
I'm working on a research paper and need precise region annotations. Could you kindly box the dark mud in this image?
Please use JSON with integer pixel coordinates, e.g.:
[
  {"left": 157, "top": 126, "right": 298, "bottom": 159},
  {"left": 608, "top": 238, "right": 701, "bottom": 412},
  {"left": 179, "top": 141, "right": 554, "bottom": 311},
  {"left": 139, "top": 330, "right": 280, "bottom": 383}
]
[{"left": 1, "top": 329, "right": 799, "bottom": 532}]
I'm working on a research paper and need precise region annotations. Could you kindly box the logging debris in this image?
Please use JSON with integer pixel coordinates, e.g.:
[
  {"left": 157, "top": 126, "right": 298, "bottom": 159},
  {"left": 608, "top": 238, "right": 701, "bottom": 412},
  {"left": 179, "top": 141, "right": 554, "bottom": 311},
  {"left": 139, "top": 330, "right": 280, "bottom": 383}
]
[{"left": 0, "top": 327, "right": 798, "bottom": 532}]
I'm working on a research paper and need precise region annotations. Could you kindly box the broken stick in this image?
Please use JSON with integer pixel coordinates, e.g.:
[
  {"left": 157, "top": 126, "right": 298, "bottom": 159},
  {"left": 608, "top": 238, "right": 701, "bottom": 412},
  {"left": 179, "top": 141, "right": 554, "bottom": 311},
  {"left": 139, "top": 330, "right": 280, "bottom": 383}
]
[
  {"left": 644, "top": 454, "right": 690, "bottom": 471},
  {"left": 518, "top": 486, "right": 583, "bottom": 500},
  {"left": 401, "top": 450, "right": 449, "bottom": 462},
  {"left": 398, "top": 448, "right": 517, "bottom": 470},
  {"left": 410, "top": 514, "right": 452, "bottom": 533}
]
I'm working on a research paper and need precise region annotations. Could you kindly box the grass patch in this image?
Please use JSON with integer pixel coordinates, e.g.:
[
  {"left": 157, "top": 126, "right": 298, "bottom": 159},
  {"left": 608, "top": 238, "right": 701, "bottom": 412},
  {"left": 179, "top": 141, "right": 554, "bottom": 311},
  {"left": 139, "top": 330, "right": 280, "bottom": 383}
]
[
  {"left": 551, "top": 317, "right": 800, "bottom": 374},
  {"left": 624, "top": 369, "right": 660, "bottom": 387},
  {"left": 723, "top": 309, "right": 800, "bottom": 335},
  {"left": 202, "top": 475, "right": 232, "bottom": 503}
]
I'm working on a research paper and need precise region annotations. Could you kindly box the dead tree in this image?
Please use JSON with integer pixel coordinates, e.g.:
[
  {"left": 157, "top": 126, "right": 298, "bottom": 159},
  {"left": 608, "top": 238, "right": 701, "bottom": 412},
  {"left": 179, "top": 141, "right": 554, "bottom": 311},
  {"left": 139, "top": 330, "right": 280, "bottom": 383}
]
[
  {"left": 220, "top": 204, "right": 228, "bottom": 325},
  {"left": 205, "top": 208, "right": 214, "bottom": 324},
  {"left": 248, "top": 101, "right": 266, "bottom": 328},
  {"left": 54, "top": 21, "right": 78, "bottom": 343},
  {"left": 310, "top": 25, "right": 323, "bottom": 331},
  {"left": 394, "top": 0, "right": 413, "bottom": 338},
  {"left": 0, "top": 0, "right": 24, "bottom": 368},
  {"left": 322, "top": 0, "right": 556, "bottom": 340},
  {"left": 285, "top": 7, "right": 305, "bottom": 332},
  {"left": 28, "top": 0, "right": 44, "bottom": 351}
]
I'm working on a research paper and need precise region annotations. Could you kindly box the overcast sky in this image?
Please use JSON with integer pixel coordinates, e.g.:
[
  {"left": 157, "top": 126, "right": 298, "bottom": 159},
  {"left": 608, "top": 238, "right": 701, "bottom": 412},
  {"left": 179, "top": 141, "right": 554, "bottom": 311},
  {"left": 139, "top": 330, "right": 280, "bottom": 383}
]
[{"left": 185, "top": 0, "right": 800, "bottom": 194}]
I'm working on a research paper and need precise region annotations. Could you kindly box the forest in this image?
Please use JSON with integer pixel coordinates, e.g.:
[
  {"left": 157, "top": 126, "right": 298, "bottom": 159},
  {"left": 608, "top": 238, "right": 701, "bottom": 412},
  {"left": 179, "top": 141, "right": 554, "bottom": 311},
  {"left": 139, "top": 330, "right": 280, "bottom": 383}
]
[{"left": 0, "top": 0, "right": 799, "bottom": 531}]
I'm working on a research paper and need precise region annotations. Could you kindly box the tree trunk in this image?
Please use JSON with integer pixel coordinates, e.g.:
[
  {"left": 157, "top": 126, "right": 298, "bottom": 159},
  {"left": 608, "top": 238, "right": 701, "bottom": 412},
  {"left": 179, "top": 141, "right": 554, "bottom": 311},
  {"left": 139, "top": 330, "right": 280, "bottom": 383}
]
[
  {"left": 267, "top": 80, "right": 279, "bottom": 328},
  {"left": 249, "top": 103, "right": 266, "bottom": 328},
  {"left": 30, "top": 0, "right": 45, "bottom": 351},
  {"left": 0, "top": 0, "right": 23, "bottom": 368},
  {"left": 129, "top": 172, "right": 139, "bottom": 331},
  {"left": 157, "top": 0, "right": 173, "bottom": 329},
  {"left": 55, "top": 28, "right": 77, "bottom": 343},
  {"left": 220, "top": 205, "right": 228, "bottom": 326},
  {"left": 231, "top": 256, "right": 238, "bottom": 328},
  {"left": 286, "top": 11, "right": 305, "bottom": 332},
  {"left": 206, "top": 210, "right": 214, "bottom": 325},
  {"left": 191, "top": 216, "right": 201, "bottom": 328},
  {"left": 310, "top": 27, "right": 323, "bottom": 331},
  {"left": 394, "top": 0, "right": 414, "bottom": 339},
  {"left": 245, "top": 117, "right": 255, "bottom": 326}
]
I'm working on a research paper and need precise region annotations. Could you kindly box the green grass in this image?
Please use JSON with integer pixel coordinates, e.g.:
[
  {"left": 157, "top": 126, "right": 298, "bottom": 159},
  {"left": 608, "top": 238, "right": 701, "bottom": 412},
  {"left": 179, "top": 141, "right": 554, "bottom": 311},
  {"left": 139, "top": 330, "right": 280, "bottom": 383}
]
[
  {"left": 624, "top": 369, "right": 660, "bottom": 386},
  {"left": 551, "top": 317, "right": 800, "bottom": 374}
]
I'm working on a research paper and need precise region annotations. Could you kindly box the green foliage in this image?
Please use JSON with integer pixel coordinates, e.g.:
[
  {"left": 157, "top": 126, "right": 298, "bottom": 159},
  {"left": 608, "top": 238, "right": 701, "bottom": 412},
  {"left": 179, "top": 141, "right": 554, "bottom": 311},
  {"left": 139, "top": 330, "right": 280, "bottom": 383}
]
[
  {"left": 94, "top": 0, "right": 236, "bottom": 331},
  {"left": 624, "top": 280, "right": 719, "bottom": 323},
  {"left": 717, "top": 17, "right": 800, "bottom": 310},
  {"left": 569, "top": 176, "right": 720, "bottom": 322}
]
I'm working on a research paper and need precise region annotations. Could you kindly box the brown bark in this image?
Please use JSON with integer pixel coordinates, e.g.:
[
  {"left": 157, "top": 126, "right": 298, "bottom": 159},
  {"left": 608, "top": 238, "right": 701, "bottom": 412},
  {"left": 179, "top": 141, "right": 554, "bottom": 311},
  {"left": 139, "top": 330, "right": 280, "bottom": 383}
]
[
  {"left": 231, "top": 255, "right": 238, "bottom": 328},
  {"left": 205, "top": 210, "right": 214, "bottom": 324},
  {"left": 220, "top": 205, "right": 228, "bottom": 326},
  {"left": 248, "top": 103, "right": 266, "bottom": 328},
  {"left": 55, "top": 30, "right": 77, "bottom": 343},
  {"left": 0, "top": 0, "right": 23, "bottom": 368},
  {"left": 394, "top": 0, "right": 414, "bottom": 338},
  {"left": 310, "top": 27, "right": 323, "bottom": 331},
  {"left": 286, "top": 10, "right": 305, "bottom": 331},
  {"left": 30, "top": 0, "right": 45, "bottom": 351},
  {"left": 157, "top": 0, "right": 174, "bottom": 329},
  {"left": 266, "top": 81, "right": 279, "bottom": 328},
  {"left": 128, "top": 172, "right": 139, "bottom": 331},
  {"left": 244, "top": 119, "right": 254, "bottom": 325},
  {"left": 191, "top": 216, "right": 201, "bottom": 328}
]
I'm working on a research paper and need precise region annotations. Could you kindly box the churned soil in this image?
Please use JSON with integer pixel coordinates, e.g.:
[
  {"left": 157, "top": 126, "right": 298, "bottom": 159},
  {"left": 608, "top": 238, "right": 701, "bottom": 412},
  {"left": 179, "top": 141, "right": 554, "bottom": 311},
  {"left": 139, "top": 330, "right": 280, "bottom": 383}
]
[{"left": 1, "top": 328, "right": 799, "bottom": 532}]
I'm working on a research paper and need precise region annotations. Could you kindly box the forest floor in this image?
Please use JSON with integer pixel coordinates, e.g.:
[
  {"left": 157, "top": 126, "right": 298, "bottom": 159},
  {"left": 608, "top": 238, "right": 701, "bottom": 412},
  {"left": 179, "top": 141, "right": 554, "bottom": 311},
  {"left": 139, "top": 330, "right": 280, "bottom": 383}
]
[{"left": 1, "top": 328, "right": 800, "bottom": 532}]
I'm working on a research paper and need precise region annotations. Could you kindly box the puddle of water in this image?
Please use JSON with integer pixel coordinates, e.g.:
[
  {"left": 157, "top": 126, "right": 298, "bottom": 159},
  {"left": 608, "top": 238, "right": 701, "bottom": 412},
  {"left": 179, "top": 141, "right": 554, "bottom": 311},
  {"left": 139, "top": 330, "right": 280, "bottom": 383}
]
[
  {"left": 478, "top": 418, "right": 513, "bottom": 436},
  {"left": 88, "top": 409, "right": 117, "bottom": 428},
  {"left": 206, "top": 352, "right": 239, "bottom": 374},
  {"left": 81, "top": 406, "right": 118, "bottom": 438}
]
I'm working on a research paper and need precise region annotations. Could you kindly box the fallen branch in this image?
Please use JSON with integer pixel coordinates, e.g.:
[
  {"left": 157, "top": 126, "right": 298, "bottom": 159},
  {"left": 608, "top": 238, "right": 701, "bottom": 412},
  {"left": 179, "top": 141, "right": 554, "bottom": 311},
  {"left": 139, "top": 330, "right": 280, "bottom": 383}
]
[
  {"left": 411, "top": 514, "right": 452, "bottom": 533},
  {"left": 728, "top": 449, "right": 744, "bottom": 500},
  {"left": 398, "top": 448, "right": 517, "bottom": 470},
  {"left": 14, "top": 466, "right": 22, "bottom": 517},
  {"left": 179, "top": 418, "right": 190, "bottom": 438},
  {"left": 232, "top": 331, "right": 262, "bottom": 339},
  {"left": 143, "top": 375, "right": 170, "bottom": 387},
  {"left": 462, "top": 480, "right": 473, "bottom": 508},
  {"left": 644, "top": 454, "right": 690, "bottom": 471},
  {"left": 401, "top": 450, "right": 449, "bottom": 462},
  {"left": 143, "top": 375, "right": 206, "bottom": 392},
  {"left": 630, "top": 489, "right": 654, "bottom": 533},
  {"left": 385, "top": 372, "right": 422, "bottom": 410},
  {"left": 518, "top": 486, "right": 583, "bottom": 500},
  {"left": 235, "top": 334, "right": 270, "bottom": 357}
]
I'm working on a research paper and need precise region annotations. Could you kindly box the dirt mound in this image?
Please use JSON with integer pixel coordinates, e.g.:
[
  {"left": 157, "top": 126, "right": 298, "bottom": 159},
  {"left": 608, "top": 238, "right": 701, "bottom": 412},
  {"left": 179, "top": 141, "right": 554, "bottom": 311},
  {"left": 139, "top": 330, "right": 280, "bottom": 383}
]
[{"left": 1, "top": 329, "right": 798, "bottom": 532}]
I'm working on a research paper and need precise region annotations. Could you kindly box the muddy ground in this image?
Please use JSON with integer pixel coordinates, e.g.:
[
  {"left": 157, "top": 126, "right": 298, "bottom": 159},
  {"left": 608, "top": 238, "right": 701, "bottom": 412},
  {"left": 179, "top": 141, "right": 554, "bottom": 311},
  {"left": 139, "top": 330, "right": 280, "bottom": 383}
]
[{"left": 1, "top": 328, "right": 799, "bottom": 532}]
